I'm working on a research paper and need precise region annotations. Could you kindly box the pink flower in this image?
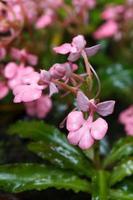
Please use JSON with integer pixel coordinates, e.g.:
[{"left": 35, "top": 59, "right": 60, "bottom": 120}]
[
  {"left": 67, "top": 111, "right": 108, "bottom": 150},
  {"left": 119, "top": 106, "right": 133, "bottom": 136},
  {"left": 53, "top": 35, "right": 101, "bottom": 62},
  {"left": 73, "top": 0, "right": 96, "bottom": 10},
  {"left": 94, "top": 20, "right": 118, "bottom": 39},
  {"left": 0, "top": 81, "right": 9, "bottom": 99},
  {"left": 40, "top": 70, "right": 59, "bottom": 96},
  {"left": 66, "top": 91, "right": 115, "bottom": 149},
  {"left": 11, "top": 48, "right": 38, "bottom": 65},
  {"left": 49, "top": 62, "right": 78, "bottom": 80},
  {"left": 24, "top": 95, "right": 52, "bottom": 118},
  {"left": 101, "top": 5, "right": 124, "bottom": 20},
  {"left": 4, "top": 62, "right": 44, "bottom": 103},
  {"left": 8, "top": 0, "right": 38, "bottom": 24},
  {"left": 4, "top": 63, "right": 34, "bottom": 89},
  {"left": 41, "top": 0, "right": 63, "bottom": 9},
  {"left": 13, "top": 71, "right": 44, "bottom": 103},
  {"left": 35, "top": 9, "right": 54, "bottom": 29}
]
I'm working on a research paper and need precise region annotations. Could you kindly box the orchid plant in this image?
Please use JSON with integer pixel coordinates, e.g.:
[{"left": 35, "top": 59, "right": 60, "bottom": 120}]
[{"left": 0, "top": 1, "right": 133, "bottom": 200}]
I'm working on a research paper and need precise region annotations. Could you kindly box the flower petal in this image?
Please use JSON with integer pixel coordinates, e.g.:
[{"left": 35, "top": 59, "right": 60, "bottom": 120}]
[
  {"left": 76, "top": 91, "right": 90, "bottom": 112},
  {"left": 97, "top": 100, "right": 115, "bottom": 116},
  {"left": 91, "top": 118, "right": 108, "bottom": 140},
  {"left": 66, "top": 111, "right": 84, "bottom": 132},
  {"left": 53, "top": 43, "right": 72, "bottom": 54}
]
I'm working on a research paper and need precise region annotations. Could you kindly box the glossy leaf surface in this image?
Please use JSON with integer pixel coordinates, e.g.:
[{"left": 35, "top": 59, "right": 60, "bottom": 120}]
[
  {"left": 103, "top": 137, "right": 133, "bottom": 167},
  {"left": 8, "top": 120, "right": 93, "bottom": 177},
  {"left": 110, "top": 158, "right": 133, "bottom": 186},
  {"left": 0, "top": 164, "right": 91, "bottom": 193}
]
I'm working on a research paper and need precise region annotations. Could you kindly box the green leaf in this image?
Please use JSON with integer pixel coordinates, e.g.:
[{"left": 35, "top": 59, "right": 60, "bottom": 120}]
[
  {"left": 103, "top": 137, "right": 133, "bottom": 168},
  {"left": 92, "top": 170, "right": 110, "bottom": 200},
  {"left": 110, "top": 158, "right": 133, "bottom": 186},
  {"left": 8, "top": 120, "right": 93, "bottom": 177},
  {"left": 99, "top": 64, "right": 133, "bottom": 100},
  {"left": 0, "top": 163, "right": 91, "bottom": 193},
  {"left": 109, "top": 189, "right": 133, "bottom": 200},
  {"left": 115, "top": 177, "right": 133, "bottom": 193}
]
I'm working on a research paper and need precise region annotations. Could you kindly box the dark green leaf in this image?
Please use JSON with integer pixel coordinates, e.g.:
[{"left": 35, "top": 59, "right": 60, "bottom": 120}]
[
  {"left": 8, "top": 120, "right": 93, "bottom": 177},
  {"left": 110, "top": 158, "right": 133, "bottom": 186},
  {"left": 0, "top": 163, "right": 91, "bottom": 193},
  {"left": 103, "top": 137, "right": 133, "bottom": 168},
  {"left": 115, "top": 177, "right": 133, "bottom": 193},
  {"left": 99, "top": 64, "right": 133, "bottom": 100},
  {"left": 109, "top": 189, "right": 133, "bottom": 200}
]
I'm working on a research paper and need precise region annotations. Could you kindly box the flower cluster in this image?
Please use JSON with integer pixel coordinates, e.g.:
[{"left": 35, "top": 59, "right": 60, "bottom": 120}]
[
  {"left": 0, "top": 0, "right": 97, "bottom": 50},
  {"left": 0, "top": 34, "right": 116, "bottom": 149},
  {"left": 94, "top": 0, "right": 133, "bottom": 40},
  {"left": 119, "top": 106, "right": 133, "bottom": 136}
]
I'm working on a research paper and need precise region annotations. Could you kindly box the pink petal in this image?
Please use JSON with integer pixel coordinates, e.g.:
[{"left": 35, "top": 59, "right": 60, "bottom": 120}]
[
  {"left": 76, "top": 91, "right": 90, "bottom": 112},
  {"left": 97, "top": 100, "right": 115, "bottom": 116},
  {"left": 93, "top": 21, "right": 118, "bottom": 39},
  {"left": 85, "top": 44, "right": 101, "bottom": 57},
  {"left": 72, "top": 35, "right": 86, "bottom": 51},
  {"left": 4, "top": 62, "right": 18, "bottom": 79},
  {"left": 125, "top": 123, "right": 133, "bottom": 136},
  {"left": 27, "top": 54, "right": 38, "bottom": 66},
  {"left": 79, "top": 131, "right": 94, "bottom": 150},
  {"left": 35, "top": 14, "right": 53, "bottom": 29},
  {"left": 67, "top": 129, "right": 83, "bottom": 146},
  {"left": 91, "top": 118, "right": 108, "bottom": 140},
  {"left": 22, "top": 71, "right": 40, "bottom": 84},
  {"left": 68, "top": 52, "right": 80, "bottom": 62},
  {"left": 40, "top": 70, "right": 51, "bottom": 83},
  {"left": 53, "top": 43, "right": 72, "bottom": 54},
  {"left": 66, "top": 111, "right": 84, "bottom": 132},
  {"left": 13, "top": 85, "right": 42, "bottom": 103},
  {"left": 49, "top": 82, "right": 58, "bottom": 96},
  {"left": 0, "top": 82, "right": 9, "bottom": 99}
]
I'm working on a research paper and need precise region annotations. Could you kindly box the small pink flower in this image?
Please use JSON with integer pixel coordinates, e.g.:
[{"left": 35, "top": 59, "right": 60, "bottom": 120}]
[
  {"left": 53, "top": 35, "right": 101, "bottom": 62},
  {"left": 35, "top": 10, "right": 54, "bottom": 29},
  {"left": 0, "top": 81, "right": 9, "bottom": 99},
  {"left": 94, "top": 20, "right": 118, "bottom": 39},
  {"left": 13, "top": 71, "right": 44, "bottom": 103},
  {"left": 101, "top": 5, "right": 124, "bottom": 20},
  {"left": 40, "top": 70, "right": 59, "bottom": 96},
  {"left": 119, "top": 106, "right": 133, "bottom": 136},
  {"left": 66, "top": 91, "right": 115, "bottom": 150},
  {"left": 4, "top": 63, "right": 34, "bottom": 89},
  {"left": 49, "top": 62, "right": 78, "bottom": 80},
  {"left": 24, "top": 95, "right": 52, "bottom": 118},
  {"left": 73, "top": 0, "right": 96, "bottom": 10},
  {"left": 11, "top": 48, "right": 38, "bottom": 65},
  {"left": 67, "top": 112, "right": 108, "bottom": 150},
  {"left": 119, "top": 106, "right": 133, "bottom": 124}
]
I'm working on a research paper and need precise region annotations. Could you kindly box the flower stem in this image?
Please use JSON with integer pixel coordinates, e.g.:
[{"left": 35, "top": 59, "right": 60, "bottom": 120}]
[
  {"left": 53, "top": 80, "right": 77, "bottom": 94},
  {"left": 82, "top": 50, "right": 101, "bottom": 99}
]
